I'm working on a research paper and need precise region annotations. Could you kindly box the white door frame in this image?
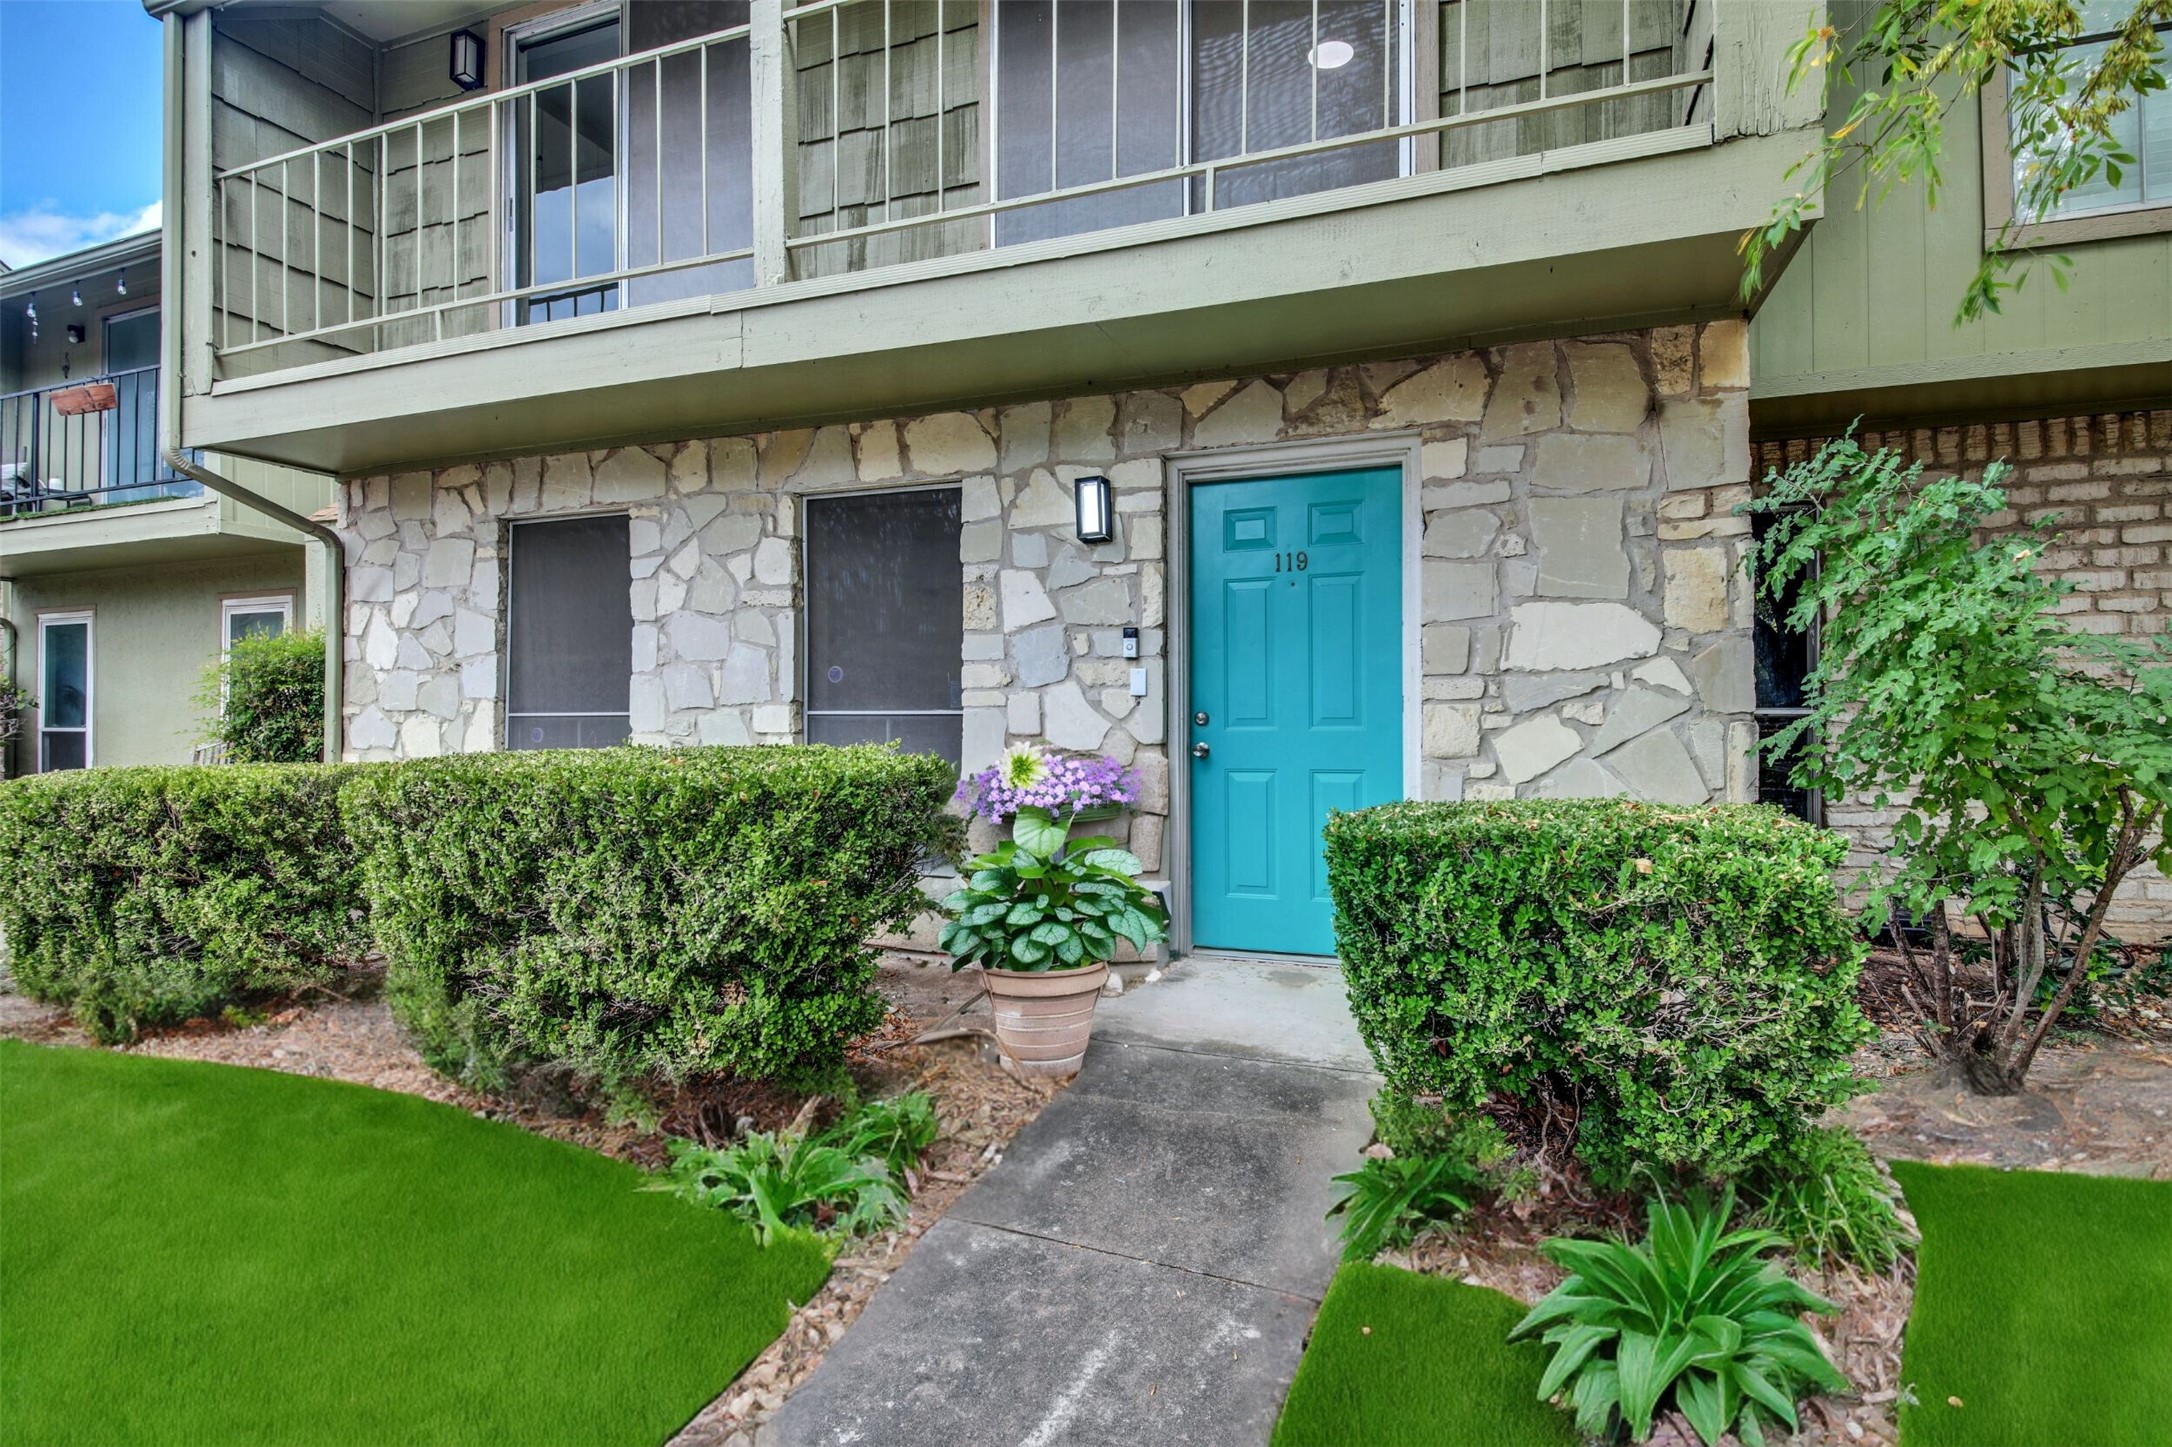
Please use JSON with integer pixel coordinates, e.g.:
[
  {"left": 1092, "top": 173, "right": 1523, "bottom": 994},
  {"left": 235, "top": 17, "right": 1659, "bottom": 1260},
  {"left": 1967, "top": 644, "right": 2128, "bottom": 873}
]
[
  {"left": 1162, "top": 430, "right": 1423, "bottom": 960},
  {"left": 36, "top": 609, "right": 94, "bottom": 772}
]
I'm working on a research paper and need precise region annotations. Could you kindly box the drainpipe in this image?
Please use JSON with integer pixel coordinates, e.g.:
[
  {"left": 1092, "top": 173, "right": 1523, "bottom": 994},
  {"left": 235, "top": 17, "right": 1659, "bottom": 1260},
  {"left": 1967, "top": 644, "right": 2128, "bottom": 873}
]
[
  {"left": 161, "top": 452, "right": 345, "bottom": 765},
  {"left": 159, "top": 14, "right": 344, "bottom": 762}
]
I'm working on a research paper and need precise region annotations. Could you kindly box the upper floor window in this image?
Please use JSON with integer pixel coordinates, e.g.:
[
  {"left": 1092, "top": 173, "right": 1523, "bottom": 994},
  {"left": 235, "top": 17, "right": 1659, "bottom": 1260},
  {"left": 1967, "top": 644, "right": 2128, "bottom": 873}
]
[{"left": 2010, "top": 2, "right": 2172, "bottom": 224}]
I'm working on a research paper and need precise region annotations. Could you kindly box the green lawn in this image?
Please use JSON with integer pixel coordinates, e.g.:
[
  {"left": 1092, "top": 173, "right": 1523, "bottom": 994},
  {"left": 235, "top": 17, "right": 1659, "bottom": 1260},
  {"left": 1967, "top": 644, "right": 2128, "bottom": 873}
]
[
  {"left": 0, "top": 1041, "right": 828, "bottom": 1447},
  {"left": 1272, "top": 1262, "right": 1578, "bottom": 1447},
  {"left": 1892, "top": 1161, "right": 2172, "bottom": 1447}
]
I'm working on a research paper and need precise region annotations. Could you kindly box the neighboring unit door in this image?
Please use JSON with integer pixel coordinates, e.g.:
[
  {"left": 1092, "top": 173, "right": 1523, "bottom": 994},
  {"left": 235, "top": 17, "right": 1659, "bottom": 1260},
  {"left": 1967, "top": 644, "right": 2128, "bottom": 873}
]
[
  {"left": 1188, "top": 466, "right": 1403, "bottom": 957},
  {"left": 38, "top": 613, "right": 92, "bottom": 772}
]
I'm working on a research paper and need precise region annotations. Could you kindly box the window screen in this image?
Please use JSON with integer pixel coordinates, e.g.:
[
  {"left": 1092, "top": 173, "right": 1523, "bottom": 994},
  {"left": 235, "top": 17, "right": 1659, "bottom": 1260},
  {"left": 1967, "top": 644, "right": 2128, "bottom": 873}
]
[
  {"left": 506, "top": 515, "right": 633, "bottom": 749},
  {"left": 804, "top": 489, "right": 963, "bottom": 766}
]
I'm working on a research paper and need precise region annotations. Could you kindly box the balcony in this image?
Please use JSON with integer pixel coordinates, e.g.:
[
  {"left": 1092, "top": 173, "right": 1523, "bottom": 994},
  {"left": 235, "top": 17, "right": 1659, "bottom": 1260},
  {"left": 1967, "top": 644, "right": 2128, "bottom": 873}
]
[
  {"left": 0, "top": 367, "right": 323, "bottom": 576},
  {"left": 174, "top": 0, "right": 1821, "bottom": 473},
  {"left": 2, "top": 370, "right": 200, "bottom": 522}
]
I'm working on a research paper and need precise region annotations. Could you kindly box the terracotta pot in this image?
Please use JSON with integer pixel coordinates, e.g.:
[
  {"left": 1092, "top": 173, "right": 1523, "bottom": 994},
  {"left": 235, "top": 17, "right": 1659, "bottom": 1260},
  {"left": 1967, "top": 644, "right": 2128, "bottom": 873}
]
[{"left": 979, "top": 962, "right": 1108, "bottom": 1080}]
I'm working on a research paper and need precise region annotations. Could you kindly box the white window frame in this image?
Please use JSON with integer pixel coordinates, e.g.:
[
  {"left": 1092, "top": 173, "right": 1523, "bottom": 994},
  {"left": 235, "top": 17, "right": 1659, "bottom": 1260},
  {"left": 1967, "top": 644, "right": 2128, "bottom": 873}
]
[
  {"left": 221, "top": 593, "right": 296, "bottom": 653},
  {"left": 37, "top": 610, "right": 93, "bottom": 773}
]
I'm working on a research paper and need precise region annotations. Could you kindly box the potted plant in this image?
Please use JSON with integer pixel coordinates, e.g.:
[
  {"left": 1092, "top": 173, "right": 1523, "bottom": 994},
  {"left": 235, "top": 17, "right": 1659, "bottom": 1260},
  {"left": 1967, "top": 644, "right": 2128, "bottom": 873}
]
[{"left": 943, "top": 746, "right": 1168, "bottom": 1079}]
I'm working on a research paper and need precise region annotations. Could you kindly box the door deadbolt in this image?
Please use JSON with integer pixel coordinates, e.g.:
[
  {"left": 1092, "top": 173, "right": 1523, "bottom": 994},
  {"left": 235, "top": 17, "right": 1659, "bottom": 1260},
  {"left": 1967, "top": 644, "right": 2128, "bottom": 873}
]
[{"left": 1193, "top": 711, "right": 1210, "bottom": 726}]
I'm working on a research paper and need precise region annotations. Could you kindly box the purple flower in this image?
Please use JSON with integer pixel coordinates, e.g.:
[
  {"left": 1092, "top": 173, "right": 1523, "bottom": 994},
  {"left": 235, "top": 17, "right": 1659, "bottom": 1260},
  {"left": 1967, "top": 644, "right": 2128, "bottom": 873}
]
[{"left": 957, "top": 745, "right": 1139, "bottom": 824}]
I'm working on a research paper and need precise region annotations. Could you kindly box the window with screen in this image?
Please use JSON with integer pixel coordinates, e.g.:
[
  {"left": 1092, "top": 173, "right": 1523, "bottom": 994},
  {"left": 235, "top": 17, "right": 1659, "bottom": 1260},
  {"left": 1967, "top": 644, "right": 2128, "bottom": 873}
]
[
  {"left": 803, "top": 488, "right": 963, "bottom": 766},
  {"left": 1751, "top": 513, "right": 1820, "bottom": 823},
  {"left": 505, "top": 515, "right": 633, "bottom": 749},
  {"left": 2010, "top": 2, "right": 2171, "bottom": 222}
]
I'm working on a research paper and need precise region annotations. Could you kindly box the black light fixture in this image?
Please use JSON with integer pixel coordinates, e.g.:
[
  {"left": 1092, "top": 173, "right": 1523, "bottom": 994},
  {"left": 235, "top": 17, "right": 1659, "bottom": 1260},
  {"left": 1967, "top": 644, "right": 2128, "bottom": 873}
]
[
  {"left": 449, "top": 29, "right": 486, "bottom": 91},
  {"left": 1074, "top": 474, "right": 1113, "bottom": 545}
]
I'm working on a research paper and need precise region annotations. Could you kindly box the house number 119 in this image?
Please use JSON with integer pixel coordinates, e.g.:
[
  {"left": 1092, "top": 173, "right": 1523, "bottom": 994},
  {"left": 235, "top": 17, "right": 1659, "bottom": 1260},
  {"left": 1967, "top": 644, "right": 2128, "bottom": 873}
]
[{"left": 1273, "top": 551, "right": 1309, "bottom": 572}]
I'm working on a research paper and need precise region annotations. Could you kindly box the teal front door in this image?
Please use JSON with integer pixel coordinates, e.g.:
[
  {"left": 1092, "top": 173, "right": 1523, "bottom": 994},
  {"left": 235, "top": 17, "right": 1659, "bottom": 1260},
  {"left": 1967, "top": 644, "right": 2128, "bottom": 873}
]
[{"left": 1189, "top": 466, "right": 1404, "bottom": 956}]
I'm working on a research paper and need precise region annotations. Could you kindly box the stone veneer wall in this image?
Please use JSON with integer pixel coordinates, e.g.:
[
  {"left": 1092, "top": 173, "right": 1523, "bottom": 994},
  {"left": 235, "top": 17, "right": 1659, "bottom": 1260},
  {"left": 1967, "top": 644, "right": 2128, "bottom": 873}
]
[
  {"left": 1754, "top": 410, "right": 2172, "bottom": 942},
  {"left": 339, "top": 320, "right": 1759, "bottom": 877}
]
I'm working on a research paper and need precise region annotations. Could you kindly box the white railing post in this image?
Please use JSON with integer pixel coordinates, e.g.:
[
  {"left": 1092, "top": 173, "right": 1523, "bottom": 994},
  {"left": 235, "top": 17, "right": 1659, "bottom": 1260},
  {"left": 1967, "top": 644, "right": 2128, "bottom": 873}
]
[{"left": 750, "top": 0, "right": 796, "bottom": 287}]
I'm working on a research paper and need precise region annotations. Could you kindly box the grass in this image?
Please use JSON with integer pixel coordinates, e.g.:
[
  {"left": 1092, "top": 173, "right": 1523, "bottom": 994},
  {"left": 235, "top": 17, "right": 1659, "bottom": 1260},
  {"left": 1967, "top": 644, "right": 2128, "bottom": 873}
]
[
  {"left": 1272, "top": 1262, "right": 1577, "bottom": 1447},
  {"left": 0, "top": 1041, "right": 829, "bottom": 1447},
  {"left": 1892, "top": 1161, "right": 2172, "bottom": 1447}
]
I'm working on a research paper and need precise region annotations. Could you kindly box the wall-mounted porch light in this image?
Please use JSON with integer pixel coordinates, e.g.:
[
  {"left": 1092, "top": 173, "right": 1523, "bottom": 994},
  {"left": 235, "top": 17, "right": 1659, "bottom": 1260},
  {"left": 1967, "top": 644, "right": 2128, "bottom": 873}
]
[
  {"left": 449, "top": 29, "right": 486, "bottom": 91},
  {"left": 1074, "top": 474, "right": 1113, "bottom": 545}
]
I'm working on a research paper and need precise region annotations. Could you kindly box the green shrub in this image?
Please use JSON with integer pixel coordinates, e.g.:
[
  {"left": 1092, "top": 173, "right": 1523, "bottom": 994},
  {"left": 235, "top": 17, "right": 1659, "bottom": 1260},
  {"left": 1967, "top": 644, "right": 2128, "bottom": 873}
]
[
  {"left": 1743, "top": 1126, "right": 1916, "bottom": 1274},
  {"left": 0, "top": 764, "right": 368, "bottom": 1040},
  {"left": 341, "top": 745, "right": 961, "bottom": 1096},
  {"left": 1510, "top": 1189, "right": 1848, "bottom": 1446},
  {"left": 197, "top": 630, "right": 326, "bottom": 763},
  {"left": 1327, "top": 800, "right": 1871, "bottom": 1187}
]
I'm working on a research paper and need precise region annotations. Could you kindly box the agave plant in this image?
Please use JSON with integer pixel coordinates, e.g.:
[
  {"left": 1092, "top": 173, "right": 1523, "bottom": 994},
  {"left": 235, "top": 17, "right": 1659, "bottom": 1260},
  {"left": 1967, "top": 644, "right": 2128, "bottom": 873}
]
[{"left": 1508, "top": 1188, "right": 1848, "bottom": 1446}]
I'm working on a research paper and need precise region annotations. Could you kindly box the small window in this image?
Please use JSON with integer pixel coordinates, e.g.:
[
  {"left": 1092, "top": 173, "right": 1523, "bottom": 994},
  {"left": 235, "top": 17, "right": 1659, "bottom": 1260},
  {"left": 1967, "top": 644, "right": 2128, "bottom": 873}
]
[
  {"left": 803, "top": 488, "right": 963, "bottom": 766},
  {"left": 38, "top": 613, "right": 92, "bottom": 772},
  {"left": 2010, "top": 2, "right": 2172, "bottom": 222},
  {"left": 223, "top": 594, "right": 294, "bottom": 650},
  {"left": 505, "top": 515, "right": 633, "bottom": 749},
  {"left": 1751, "top": 514, "right": 1820, "bottom": 824}
]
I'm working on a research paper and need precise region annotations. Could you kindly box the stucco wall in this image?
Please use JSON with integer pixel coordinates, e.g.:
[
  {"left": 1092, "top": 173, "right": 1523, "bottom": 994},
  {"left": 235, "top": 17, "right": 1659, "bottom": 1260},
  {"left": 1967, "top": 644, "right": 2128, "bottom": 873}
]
[
  {"left": 8, "top": 551, "right": 307, "bottom": 772},
  {"left": 339, "top": 322, "right": 1760, "bottom": 873},
  {"left": 1754, "top": 410, "right": 2172, "bottom": 941}
]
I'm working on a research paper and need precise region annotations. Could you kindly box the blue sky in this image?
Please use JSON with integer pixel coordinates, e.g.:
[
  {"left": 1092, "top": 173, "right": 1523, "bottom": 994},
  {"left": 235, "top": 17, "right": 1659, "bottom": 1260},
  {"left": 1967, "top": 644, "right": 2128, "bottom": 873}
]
[{"left": 1, "top": 1, "right": 166, "bottom": 268}]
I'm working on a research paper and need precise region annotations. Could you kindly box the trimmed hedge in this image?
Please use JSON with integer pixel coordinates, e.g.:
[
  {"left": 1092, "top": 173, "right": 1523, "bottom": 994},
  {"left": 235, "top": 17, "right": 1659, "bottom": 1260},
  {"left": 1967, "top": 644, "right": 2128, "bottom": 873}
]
[
  {"left": 340, "top": 745, "right": 961, "bottom": 1095},
  {"left": 1327, "top": 800, "right": 1870, "bottom": 1186},
  {"left": 0, "top": 765, "right": 369, "bottom": 1041},
  {"left": 198, "top": 629, "right": 327, "bottom": 764}
]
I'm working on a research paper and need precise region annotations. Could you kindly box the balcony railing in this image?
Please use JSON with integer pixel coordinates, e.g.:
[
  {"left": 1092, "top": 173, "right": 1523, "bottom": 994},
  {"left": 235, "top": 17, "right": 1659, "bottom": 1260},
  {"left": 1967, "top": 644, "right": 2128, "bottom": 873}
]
[
  {"left": 210, "top": 0, "right": 1712, "bottom": 377},
  {"left": 1, "top": 368, "right": 201, "bottom": 522}
]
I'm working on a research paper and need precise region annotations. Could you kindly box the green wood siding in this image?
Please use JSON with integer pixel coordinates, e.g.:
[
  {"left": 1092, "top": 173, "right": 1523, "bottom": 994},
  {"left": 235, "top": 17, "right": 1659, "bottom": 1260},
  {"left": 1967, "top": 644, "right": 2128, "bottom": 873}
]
[
  {"left": 210, "top": 12, "right": 380, "bottom": 376},
  {"left": 1751, "top": 57, "right": 2172, "bottom": 428},
  {"left": 790, "top": 0, "right": 983, "bottom": 278}
]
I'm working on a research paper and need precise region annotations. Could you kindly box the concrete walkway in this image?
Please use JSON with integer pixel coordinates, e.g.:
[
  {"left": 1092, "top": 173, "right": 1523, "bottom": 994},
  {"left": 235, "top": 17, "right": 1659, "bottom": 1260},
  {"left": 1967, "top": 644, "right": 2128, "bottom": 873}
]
[{"left": 768, "top": 960, "right": 1376, "bottom": 1447}]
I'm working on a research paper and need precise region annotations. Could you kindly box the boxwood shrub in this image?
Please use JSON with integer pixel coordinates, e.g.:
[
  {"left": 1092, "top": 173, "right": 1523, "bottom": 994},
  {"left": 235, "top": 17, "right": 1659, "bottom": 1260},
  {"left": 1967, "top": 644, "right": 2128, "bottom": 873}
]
[
  {"left": 0, "top": 765, "right": 369, "bottom": 1041},
  {"left": 340, "top": 745, "right": 961, "bottom": 1096},
  {"left": 1327, "top": 799, "right": 1870, "bottom": 1186}
]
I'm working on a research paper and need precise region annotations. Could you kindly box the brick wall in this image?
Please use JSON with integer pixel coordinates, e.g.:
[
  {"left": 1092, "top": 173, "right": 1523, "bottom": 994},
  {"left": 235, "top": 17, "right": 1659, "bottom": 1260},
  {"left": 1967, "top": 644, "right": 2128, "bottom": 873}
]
[{"left": 1754, "top": 409, "right": 2171, "bottom": 943}]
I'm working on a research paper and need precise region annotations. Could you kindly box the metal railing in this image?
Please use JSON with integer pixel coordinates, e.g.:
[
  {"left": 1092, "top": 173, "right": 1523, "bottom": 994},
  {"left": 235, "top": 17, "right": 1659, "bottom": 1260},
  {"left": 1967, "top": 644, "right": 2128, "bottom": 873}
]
[
  {"left": 209, "top": 0, "right": 1711, "bottom": 375},
  {"left": 0, "top": 368, "right": 201, "bottom": 522}
]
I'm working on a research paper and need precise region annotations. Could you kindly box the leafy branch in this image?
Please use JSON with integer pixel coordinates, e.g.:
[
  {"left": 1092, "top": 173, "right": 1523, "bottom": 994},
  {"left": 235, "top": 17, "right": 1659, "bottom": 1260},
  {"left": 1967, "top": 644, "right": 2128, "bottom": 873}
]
[{"left": 1741, "top": 1, "right": 2171, "bottom": 323}]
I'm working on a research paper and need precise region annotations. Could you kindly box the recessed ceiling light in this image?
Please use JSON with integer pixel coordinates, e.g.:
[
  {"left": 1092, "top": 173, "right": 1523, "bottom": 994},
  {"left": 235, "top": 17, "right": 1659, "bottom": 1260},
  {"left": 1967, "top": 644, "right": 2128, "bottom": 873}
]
[{"left": 1309, "top": 39, "right": 1355, "bottom": 69}]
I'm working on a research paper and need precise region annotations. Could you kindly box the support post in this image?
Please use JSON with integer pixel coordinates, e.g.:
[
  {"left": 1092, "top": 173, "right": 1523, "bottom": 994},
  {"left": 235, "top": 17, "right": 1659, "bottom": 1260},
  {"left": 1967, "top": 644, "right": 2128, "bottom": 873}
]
[{"left": 750, "top": 0, "right": 797, "bottom": 287}]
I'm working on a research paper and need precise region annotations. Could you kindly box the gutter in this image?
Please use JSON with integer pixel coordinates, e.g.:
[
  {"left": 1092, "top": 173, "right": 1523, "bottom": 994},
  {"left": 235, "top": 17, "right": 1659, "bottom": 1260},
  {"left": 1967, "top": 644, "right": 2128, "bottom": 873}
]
[{"left": 158, "top": 14, "right": 343, "bottom": 763}]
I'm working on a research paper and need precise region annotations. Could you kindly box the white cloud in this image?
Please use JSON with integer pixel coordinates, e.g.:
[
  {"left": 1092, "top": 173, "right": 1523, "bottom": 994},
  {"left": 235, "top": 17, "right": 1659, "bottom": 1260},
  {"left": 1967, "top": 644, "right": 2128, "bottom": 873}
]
[{"left": 0, "top": 200, "right": 162, "bottom": 269}]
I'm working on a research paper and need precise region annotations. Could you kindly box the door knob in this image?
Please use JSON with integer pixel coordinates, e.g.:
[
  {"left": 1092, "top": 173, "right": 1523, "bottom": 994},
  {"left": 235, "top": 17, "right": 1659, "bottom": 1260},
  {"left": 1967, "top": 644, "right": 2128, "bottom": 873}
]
[{"left": 1191, "top": 741, "right": 1211, "bottom": 759}]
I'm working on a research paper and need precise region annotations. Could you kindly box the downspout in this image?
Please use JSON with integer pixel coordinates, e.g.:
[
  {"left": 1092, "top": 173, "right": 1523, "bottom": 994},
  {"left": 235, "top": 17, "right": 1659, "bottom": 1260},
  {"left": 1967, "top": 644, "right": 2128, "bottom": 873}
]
[{"left": 159, "top": 13, "right": 344, "bottom": 763}]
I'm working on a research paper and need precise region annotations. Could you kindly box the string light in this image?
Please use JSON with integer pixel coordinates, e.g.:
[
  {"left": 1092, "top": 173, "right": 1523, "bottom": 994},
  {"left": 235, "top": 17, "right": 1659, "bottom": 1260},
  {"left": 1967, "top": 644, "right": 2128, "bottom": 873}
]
[
  {"left": 117, "top": 273, "right": 127, "bottom": 296},
  {"left": 71, "top": 286, "right": 82, "bottom": 307}
]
